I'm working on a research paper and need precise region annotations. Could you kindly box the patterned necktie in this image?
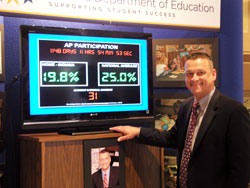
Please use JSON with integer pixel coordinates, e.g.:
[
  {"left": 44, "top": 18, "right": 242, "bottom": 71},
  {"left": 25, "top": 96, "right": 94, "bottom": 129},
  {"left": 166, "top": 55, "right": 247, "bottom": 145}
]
[
  {"left": 179, "top": 101, "right": 200, "bottom": 188},
  {"left": 103, "top": 173, "right": 108, "bottom": 188}
]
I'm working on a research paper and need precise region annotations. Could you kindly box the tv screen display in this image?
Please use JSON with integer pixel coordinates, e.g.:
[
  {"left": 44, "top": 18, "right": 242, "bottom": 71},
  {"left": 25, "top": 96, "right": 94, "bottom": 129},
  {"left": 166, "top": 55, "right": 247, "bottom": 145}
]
[{"left": 20, "top": 25, "right": 154, "bottom": 131}]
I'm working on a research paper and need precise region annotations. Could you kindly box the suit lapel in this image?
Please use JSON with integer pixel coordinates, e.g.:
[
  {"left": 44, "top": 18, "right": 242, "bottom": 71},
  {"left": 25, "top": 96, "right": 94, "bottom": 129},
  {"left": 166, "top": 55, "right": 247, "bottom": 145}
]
[
  {"left": 191, "top": 90, "right": 220, "bottom": 155},
  {"left": 109, "top": 167, "right": 113, "bottom": 186},
  {"left": 180, "top": 98, "right": 194, "bottom": 151},
  {"left": 97, "top": 170, "right": 104, "bottom": 188}
]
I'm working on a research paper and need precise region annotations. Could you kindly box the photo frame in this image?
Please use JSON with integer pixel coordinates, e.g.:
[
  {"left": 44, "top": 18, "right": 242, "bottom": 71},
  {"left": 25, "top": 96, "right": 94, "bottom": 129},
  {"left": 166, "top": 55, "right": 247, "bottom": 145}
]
[
  {"left": 163, "top": 148, "right": 178, "bottom": 188},
  {"left": 83, "top": 138, "right": 125, "bottom": 188},
  {"left": 154, "top": 93, "right": 192, "bottom": 188},
  {"left": 154, "top": 92, "right": 192, "bottom": 130},
  {"left": 0, "top": 24, "right": 5, "bottom": 82},
  {"left": 153, "top": 38, "right": 219, "bottom": 88}
]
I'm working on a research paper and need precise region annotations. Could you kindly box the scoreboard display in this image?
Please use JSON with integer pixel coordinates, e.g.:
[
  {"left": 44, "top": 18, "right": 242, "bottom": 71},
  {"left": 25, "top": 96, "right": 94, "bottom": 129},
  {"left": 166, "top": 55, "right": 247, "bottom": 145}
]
[{"left": 28, "top": 33, "right": 149, "bottom": 115}]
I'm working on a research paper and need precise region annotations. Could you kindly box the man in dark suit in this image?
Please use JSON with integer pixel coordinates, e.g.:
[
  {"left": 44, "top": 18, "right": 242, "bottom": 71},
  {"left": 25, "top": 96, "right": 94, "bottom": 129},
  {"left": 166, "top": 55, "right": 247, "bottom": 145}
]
[
  {"left": 92, "top": 149, "right": 119, "bottom": 188},
  {"left": 110, "top": 52, "right": 250, "bottom": 188}
]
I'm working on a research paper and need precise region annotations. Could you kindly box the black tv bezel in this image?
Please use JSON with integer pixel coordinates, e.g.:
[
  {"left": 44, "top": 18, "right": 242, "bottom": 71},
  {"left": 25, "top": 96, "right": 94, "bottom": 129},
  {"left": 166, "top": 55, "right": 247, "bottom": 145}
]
[{"left": 20, "top": 25, "right": 154, "bottom": 131}]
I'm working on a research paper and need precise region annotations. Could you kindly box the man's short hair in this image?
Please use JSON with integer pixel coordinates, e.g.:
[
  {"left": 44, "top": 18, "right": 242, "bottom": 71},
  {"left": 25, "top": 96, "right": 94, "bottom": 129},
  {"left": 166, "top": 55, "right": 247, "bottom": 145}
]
[
  {"left": 187, "top": 52, "right": 214, "bottom": 70},
  {"left": 99, "top": 149, "right": 110, "bottom": 155}
]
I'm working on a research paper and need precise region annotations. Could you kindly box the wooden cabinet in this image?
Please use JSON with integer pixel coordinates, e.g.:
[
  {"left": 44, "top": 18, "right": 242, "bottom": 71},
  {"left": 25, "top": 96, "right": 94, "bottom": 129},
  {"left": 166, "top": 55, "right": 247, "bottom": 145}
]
[{"left": 19, "top": 132, "right": 162, "bottom": 188}]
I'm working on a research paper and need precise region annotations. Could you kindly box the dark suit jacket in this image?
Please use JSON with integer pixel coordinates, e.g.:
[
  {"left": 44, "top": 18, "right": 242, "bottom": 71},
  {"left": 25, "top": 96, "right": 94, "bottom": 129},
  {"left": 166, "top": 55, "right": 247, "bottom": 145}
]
[
  {"left": 92, "top": 166, "right": 119, "bottom": 188},
  {"left": 138, "top": 90, "right": 250, "bottom": 188}
]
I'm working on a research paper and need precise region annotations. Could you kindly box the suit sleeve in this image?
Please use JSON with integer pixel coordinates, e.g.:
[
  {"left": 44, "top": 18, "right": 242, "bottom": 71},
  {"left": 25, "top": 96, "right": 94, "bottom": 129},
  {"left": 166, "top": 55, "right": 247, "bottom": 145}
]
[
  {"left": 226, "top": 104, "right": 250, "bottom": 188},
  {"left": 137, "top": 118, "right": 179, "bottom": 148}
]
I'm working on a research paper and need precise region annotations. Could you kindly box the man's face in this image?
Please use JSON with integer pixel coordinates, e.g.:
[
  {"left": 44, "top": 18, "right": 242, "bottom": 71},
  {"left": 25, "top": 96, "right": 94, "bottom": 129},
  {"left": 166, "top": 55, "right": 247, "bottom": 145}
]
[
  {"left": 99, "top": 152, "right": 111, "bottom": 171},
  {"left": 185, "top": 58, "right": 216, "bottom": 100},
  {"left": 156, "top": 51, "right": 163, "bottom": 59}
]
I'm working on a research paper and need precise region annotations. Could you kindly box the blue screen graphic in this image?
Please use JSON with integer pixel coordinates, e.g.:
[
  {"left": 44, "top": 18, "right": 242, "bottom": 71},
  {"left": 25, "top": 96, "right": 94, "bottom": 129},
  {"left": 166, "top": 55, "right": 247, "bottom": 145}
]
[{"left": 28, "top": 33, "right": 149, "bottom": 115}]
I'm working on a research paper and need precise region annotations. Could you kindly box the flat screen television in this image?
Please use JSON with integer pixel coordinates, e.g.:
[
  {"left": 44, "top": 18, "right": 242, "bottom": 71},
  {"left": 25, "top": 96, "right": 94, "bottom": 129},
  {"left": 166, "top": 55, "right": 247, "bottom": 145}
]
[{"left": 20, "top": 25, "right": 154, "bottom": 133}]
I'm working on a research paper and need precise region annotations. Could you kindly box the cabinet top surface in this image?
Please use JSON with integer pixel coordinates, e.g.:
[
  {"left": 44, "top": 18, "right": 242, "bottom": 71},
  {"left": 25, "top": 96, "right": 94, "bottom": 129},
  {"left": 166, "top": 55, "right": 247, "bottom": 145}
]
[{"left": 19, "top": 132, "right": 122, "bottom": 142}]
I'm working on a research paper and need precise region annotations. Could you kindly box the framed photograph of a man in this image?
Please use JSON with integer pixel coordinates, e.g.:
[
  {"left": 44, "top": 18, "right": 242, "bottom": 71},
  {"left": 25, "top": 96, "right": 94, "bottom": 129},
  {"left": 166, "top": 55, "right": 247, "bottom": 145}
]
[
  {"left": 83, "top": 138, "right": 125, "bottom": 188},
  {"left": 153, "top": 38, "right": 219, "bottom": 88}
]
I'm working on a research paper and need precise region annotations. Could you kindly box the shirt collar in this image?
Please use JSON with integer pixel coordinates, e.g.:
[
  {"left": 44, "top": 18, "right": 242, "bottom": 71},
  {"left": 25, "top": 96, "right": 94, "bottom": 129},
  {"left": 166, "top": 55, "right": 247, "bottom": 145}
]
[
  {"left": 196, "top": 87, "right": 215, "bottom": 112},
  {"left": 102, "top": 166, "right": 110, "bottom": 176}
]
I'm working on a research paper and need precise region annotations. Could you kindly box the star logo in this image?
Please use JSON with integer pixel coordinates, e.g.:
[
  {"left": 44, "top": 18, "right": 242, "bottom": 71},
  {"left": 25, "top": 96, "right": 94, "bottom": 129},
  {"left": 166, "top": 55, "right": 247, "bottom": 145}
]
[
  {"left": 24, "top": 0, "right": 32, "bottom": 3},
  {"left": 7, "top": 0, "right": 19, "bottom": 5}
]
